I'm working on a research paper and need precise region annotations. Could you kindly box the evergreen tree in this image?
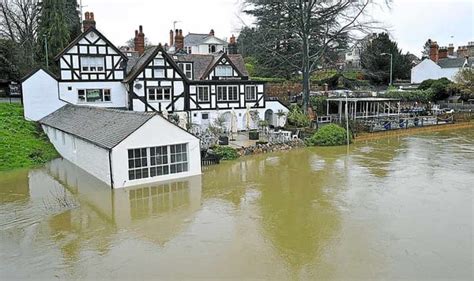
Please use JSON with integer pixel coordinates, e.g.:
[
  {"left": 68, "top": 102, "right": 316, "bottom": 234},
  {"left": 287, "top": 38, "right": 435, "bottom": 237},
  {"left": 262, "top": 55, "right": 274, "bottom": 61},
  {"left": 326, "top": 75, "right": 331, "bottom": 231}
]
[
  {"left": 65, "top": 0, "right": 81, "bottom": 39},
  {"left": 360, "top": 33, "right": 412, "bottom": 85},
  {"left": 0, "top": 39, "right": 21, "bottom": 81},
  {"left": 37, "top": 0, "right": 71, "bottom": 72}
]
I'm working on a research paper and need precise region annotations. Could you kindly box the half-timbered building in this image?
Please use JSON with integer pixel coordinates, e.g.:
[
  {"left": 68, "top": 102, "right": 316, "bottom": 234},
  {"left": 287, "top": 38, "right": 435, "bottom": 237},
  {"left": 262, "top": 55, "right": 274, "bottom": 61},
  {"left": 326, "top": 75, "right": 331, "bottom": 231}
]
[{"left": 22, "top": 13, "right": 288, "bottom": 130}]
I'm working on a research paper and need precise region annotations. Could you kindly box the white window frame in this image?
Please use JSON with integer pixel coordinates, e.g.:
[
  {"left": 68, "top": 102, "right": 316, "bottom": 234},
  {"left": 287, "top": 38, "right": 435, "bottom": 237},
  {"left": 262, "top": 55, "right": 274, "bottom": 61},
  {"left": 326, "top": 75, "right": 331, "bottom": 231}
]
[
  {"left": 178, "top": 63, "right": 193, "bottom": 79},
  {"left": 147, "top": 87, "right": 171, "bottom": 102},
  {"left": 78, "top": 89, "right": 111, "bottom": 103},
  {"left": 80, "top": 56, "right": 105, "bottom": 73},
  {"left": 153, "top": 58, "right": 165, "bottom": 66},
  {"left": 127, "top": 144, "right": 189, "bottom": 181},
  {"left": 217, "top": 85, "right": 238, "bottom": 102},
  {"left": 245, "top": 85, "right": 257, "bottom": 101},
  {"left": 154, "top": 68, "right": 165, "bottom": 78},
  {"left": 215, "top": 65, "right": 233, "bottom": 77},
  {"left": 197, "top": 86, "right": 210, "bottom": 102}
]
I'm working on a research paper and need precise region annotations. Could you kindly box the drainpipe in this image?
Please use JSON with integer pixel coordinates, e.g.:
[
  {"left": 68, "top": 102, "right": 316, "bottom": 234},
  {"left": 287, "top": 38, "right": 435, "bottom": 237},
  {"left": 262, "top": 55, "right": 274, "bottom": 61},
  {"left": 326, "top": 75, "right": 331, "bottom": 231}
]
[{"left": 108, "top": 149, "right": 114, "bottom": 189}]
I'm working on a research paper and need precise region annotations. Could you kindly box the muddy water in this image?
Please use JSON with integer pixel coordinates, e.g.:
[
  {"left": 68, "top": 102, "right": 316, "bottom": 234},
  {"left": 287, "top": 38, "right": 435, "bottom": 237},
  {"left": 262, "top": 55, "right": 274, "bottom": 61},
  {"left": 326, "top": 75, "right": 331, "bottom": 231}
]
[{"left": 0, "top": 129, "right": 473, "bottom": 281}]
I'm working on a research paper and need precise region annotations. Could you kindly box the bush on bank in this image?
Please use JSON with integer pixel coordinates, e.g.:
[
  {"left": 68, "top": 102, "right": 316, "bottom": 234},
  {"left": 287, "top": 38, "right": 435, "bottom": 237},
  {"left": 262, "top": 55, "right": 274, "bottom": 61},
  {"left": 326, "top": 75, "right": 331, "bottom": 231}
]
[
  {"left": 212, "top": 146, "right": 239, "bottom": 160},
  {"left": 306, "top": 124, "right": 350, "bottom": 146},
  {"left": 0, "top": 104, "right": 58, "bottom": 171}
]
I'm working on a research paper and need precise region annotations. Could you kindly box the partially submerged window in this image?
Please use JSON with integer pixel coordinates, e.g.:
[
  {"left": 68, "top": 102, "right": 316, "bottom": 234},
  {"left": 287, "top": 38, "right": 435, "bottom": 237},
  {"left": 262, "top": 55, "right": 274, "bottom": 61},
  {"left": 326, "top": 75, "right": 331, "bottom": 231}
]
[
  {"left": 127, "top": 144, "right": 189, "bottom": 181},
  {"left": 128, "top": 148, "right": 149, "bottom": 180},
  {"left": 78, "top": 89, "right": 111, "bottom": 103},
  {"left": 80, "top": 57, "right": 105, "bottom": 73},
  {"left": 147, "top": 87, "right": 171, "bottom": 101}
]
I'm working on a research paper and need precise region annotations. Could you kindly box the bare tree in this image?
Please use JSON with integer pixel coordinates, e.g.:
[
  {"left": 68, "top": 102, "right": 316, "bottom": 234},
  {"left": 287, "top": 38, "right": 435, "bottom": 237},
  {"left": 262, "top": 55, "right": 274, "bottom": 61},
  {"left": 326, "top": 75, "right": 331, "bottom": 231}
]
[
  {"left": 0, "top": 0, "right": 40, "bottom": 71},
  {"left": 244, "top": 0, "right": 390, "bottom": 112}
]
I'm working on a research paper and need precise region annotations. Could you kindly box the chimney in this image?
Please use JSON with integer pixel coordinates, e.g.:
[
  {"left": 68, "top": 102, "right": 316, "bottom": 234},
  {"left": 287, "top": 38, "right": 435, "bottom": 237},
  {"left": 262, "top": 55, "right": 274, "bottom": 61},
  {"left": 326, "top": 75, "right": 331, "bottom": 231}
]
[
  {"left": 83, "top": 11, "right": 96, "bottom": 31},
  {"left": 169, "top": 30, "right": 174, "bottom": 46},
  {"left": 438, "top": 47, "right": 448, "bottom": 60},
  {"left": 134, "top": 25, "right": 145, "bottom": 55},
  {"left": 448, "top": 44, "right": 455, "bottom": 57},
  {"left": 429, "top": 41, "right": 439, "bottom": 62},
  {"left": 228, "top": 34, "right": 238, "bottom": 54},
  {"left": 175, "top": 29, "right": 184, "bottom": 50},
  {"left": 209, "top": 29, "right": 215, "bottom": 36}
]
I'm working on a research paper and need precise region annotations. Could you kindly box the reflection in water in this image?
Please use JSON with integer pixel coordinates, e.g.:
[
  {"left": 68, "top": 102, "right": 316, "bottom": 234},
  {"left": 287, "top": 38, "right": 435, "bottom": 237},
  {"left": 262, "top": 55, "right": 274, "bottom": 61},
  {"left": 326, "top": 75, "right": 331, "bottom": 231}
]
[{"left": 0, "top": 129, "right": 473, "bottom": 280}]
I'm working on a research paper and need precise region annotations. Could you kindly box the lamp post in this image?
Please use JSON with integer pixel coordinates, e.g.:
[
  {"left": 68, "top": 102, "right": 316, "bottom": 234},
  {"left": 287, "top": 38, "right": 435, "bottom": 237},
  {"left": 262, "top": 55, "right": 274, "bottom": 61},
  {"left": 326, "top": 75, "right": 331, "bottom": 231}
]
[{"left": 380, "top": 52, "right": 393, "bottom": 86}]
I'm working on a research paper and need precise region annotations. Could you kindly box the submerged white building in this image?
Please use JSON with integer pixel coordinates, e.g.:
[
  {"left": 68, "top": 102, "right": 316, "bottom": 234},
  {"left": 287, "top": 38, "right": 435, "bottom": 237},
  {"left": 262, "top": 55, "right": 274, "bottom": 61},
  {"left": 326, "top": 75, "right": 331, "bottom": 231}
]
[{"left": 40, "top": 105, "right": 201, "bottom": 188}]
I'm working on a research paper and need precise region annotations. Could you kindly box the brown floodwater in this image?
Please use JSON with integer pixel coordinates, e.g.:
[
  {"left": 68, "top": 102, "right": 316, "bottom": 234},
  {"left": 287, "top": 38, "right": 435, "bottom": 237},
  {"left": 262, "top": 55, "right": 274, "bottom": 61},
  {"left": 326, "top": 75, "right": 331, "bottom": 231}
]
[{"left": 1, "top": 129, "right": 473, "bottom": 281}]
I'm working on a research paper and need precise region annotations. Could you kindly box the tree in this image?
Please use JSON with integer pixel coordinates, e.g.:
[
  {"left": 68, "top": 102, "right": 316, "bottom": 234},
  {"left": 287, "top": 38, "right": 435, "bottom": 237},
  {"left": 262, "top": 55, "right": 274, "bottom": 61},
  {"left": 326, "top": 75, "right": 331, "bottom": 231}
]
[
  {"left": 360, "top": 33, "right": 412, "bottom": 85},
  {"left": 243, "top": 0, "right": 388, "bottom": 112},
  {"left": 0, "top": 39, "right": 20, "bottom": 80},
  {"left": 65, "top": 0, "right": 81, "bottom": 39},
  {"left": 37, "top": 0, "right": 71, "bottom": 72},
  {"left": 421, "top": 39, "right": 432, "bottom": 59},
  {"left": 454, "top": 68, "right": 474, "bottom": 101},
  {"left": 0, "top": 0, "right": 41, "bottom": 76}
]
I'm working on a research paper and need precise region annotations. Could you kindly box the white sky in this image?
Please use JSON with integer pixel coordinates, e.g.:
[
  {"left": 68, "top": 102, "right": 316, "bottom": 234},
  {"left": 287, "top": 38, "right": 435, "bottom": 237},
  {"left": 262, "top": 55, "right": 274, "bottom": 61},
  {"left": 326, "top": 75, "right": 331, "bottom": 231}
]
[{"left": 83, "top": 0, "right": 473, "bottom": 57}]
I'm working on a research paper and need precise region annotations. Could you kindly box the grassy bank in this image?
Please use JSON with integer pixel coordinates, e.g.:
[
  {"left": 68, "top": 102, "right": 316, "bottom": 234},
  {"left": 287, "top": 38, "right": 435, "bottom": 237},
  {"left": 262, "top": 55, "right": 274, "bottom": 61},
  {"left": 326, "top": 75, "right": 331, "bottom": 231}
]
[{"left": 0, "top": 104, "right": 58, "bottom": 171}]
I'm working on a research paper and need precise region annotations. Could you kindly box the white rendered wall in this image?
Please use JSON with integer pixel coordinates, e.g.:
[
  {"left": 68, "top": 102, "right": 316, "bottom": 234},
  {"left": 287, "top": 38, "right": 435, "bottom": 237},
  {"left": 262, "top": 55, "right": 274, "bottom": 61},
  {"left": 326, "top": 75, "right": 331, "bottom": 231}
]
[
  {"left": 112, "top": 116, "right": 201, "bottom": 188},
  {"left": 411, "top": 59, "right": 460, "bottom": 83},
  {"left": 42, "top": 125, "right": 111, "bottom": 186},
  {"left": 22, "top": 70, "right": 66, "bottom": 121},
  {"left": 58, "top": 81, "right": 127, "bottom": 108}
]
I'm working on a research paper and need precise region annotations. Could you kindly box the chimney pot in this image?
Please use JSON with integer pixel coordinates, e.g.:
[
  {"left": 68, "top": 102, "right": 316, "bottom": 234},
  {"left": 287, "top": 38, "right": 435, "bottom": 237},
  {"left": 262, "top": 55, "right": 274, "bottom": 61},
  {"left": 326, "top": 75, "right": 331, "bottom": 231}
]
[
  {"left": 210, "top": 29, "right": 215, "bottom": 36},
  {"left": 82, "top": 11, "right": 96, "bottom": 31}
]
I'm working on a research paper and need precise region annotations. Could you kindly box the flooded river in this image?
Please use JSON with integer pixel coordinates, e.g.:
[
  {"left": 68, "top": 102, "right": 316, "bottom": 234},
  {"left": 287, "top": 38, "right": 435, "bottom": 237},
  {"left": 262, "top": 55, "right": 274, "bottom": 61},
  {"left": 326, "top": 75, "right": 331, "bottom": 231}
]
[{"left": 1, "top": 129, "right": 473, "bottom": 280}]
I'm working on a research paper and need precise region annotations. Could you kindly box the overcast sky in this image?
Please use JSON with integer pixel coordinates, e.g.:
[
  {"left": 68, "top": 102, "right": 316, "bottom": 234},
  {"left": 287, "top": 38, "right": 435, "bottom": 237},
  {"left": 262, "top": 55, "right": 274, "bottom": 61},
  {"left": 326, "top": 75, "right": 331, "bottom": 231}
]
[{"left": 84, "top": 0, "right": 473, "bottom": 57}]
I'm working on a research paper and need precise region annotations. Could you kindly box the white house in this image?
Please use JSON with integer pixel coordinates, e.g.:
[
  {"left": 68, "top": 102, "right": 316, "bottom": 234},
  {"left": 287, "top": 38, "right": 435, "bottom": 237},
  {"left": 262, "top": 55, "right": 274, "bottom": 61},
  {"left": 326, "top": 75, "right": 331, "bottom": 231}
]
[
  {"left": 182, "top": 30, "right": 228, "bottom": 55},
  {"left": 411, "top": 57, "right": 473, "bottom": 84},
  {"left": 40, "top": 105, "right": 201, "bottom": 189},
  {"left": 22, "top": 16, "right": 289, "bottom": 129}
]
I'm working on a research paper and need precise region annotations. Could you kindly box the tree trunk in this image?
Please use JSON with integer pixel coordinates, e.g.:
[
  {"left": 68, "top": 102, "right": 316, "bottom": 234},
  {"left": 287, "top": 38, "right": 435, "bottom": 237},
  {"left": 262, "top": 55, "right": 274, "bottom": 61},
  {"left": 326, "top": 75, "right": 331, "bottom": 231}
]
[{"left": 302, "top": 36, "right": 310, "bottom": 114}]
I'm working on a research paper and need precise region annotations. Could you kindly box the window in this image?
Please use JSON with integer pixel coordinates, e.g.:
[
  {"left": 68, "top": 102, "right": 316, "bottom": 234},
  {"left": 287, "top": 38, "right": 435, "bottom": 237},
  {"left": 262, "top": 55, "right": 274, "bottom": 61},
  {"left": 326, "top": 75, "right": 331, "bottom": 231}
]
[
  {"left": 185, "top": 47, "right": 192, "bottom": 54},
  {"left": 127, "top": 144, "right": 189, "bottom": 181},
  {"left": 217, "top": 85, "right": 238, "bottom": 101},
  {"left": 245, "top": 86, "right": 257, "bottom": 101},
  {"left": 170, "top": 144, "right": 188, "bottom": 174},
  {"left": 215, "top": 65, "right": 233, "bottom": 77},
  {"left": 78, "top": 89, "right": 111, "bottom": 103},
  {"left": 128, "top": 148, "right": 149, "bottom": 180},
  {"left": 148, "top": 87, "right": 171, "bottom": 101},
  {"left": 197, "top": 86, "right": 209, "bottom": 102},
  {"left": 209, "top": 45, "right": 216, "bottom": 53},
  {"left": 80, "top": 57, "right": 105, "bottom": 73},
  {"left": 178, "top": 63, "right": 193, "bottom": 79},
  {"left": 154, "top": 58, "right": 165, "bottom": 66},
  {"left": 154, "top": 68, "right": 165, "bottom": 78},
  {"left": 150, "top": 146, "right": 169, "bottom": 177},
  {"left": 202, "top": 113, "right": 209, "bottom": 120}
]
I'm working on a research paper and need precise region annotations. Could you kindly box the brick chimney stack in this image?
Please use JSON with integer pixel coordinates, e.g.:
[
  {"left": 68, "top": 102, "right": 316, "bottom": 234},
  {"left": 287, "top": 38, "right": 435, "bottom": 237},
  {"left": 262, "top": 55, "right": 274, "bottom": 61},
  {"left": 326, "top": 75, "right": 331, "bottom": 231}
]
[
  {"left": 174, "top": 29, "right": 184, "bottom": 50},
  {"left": 169, "top": 30, "right": 174, "bottom": 46},
  {"left": 429, "top": 41, "right": 439, "bottom": 62},
  {"left": 438, "top": 47, "right": 448, "bottom": 60},
  {"left": 134, "top": 25, "right": 145, "bottom": 55},
  {"left": 228, "top": 34, "right": 238, "bottom": 54},
  {"left": 209, "top": 29, "right": 215, "bottom": 36},
  {"left": 83, "top": 11, "right": 96, "bottom": 31},
  {"left": 448, "top": 44, "right": 455, "bottom": 57}
]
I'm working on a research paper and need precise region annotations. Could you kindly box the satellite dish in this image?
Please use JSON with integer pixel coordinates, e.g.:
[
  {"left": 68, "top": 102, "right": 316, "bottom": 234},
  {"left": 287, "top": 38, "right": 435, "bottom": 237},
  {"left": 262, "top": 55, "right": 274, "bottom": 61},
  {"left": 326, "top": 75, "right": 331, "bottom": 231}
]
[{"left": 134, "top": 83, "right": 143, "bottom": 89}]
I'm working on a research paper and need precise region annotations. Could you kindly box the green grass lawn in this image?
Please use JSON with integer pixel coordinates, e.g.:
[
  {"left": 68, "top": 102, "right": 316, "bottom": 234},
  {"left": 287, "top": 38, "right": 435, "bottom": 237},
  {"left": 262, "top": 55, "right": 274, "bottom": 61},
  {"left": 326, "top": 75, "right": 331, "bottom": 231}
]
[{"left": 0, "top": 104, "right": 58, "bottom": 171}]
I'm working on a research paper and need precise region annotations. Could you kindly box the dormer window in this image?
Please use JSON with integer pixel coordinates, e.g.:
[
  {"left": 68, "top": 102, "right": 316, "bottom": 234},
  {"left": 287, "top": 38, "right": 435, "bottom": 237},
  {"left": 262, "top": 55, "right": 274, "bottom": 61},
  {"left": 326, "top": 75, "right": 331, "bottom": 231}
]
[
  {"left": 215, "top": 65, "right": 233, "bottom": 77},
  {"left": 80, "top": 57, "right": 105, "bottom": 73}
]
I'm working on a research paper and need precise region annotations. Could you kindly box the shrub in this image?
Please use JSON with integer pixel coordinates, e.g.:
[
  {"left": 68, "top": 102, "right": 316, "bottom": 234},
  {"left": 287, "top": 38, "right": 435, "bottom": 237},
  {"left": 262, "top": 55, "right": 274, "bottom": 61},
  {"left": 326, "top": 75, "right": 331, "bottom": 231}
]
[
  {"left": 384, "top": 90, "right": 435, "bottom": 103},
  {"left": 306, "top": 124, "right": 350, "bottom": 146},
  {"left": 309, "top": 96, "right": 327, "bottom": 116},
  {"left": 287, "top": 105, "right": 311, "bottom": 127},
  {"left": 212, "top": 146, "right": 239, "bottom": 160}
]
